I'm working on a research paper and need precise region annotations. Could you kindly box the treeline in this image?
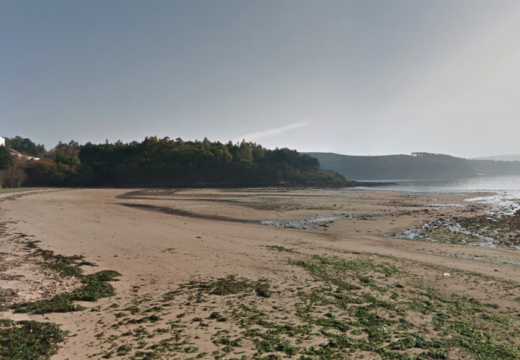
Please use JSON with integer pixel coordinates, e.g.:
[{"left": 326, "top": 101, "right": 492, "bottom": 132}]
[{"left": 1, "top": 136, "right": 349, "bottom": 188}]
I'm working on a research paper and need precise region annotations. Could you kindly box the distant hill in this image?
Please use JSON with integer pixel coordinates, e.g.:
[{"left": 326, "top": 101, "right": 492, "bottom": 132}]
[
  {"left": 472, "top": 155, "right": 520, "bottom": 162},
  {"left": 307, "top": 152, "right": 520, "bottom": 180},
  {"left": 470, "top": 159, "right": 520, "bottom": 176},
  {"left": 306, "top": 152, "right": 476, "bottom": 180}
]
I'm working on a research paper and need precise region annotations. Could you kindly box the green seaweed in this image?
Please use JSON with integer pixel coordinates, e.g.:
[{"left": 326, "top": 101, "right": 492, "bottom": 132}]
[
  {"left": 10, "top": 241, "right": 121, "bottom": 314},
  {"left": 0, "top": 320, "right": 67, "bottom": 360},
  {"left": 265, "top": 245, "right": 299, "bottom": 254}
]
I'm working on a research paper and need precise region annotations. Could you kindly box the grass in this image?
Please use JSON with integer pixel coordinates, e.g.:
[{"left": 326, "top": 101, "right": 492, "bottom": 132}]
[
  {"left": 265, "top": 245, "right": 299, "bottom": 254},
  {"left": 0, "top": 319, "right": 67, "bottom": 360},
  {"left": 0, "top": 188, "right": 44, "bottom": 195}
]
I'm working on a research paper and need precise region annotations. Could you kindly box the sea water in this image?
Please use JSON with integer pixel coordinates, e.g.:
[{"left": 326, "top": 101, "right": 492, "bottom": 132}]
[
  {"left": 353, "top": 175, "right": 520, "bottom": 198},
  {"left": 262, "top": 176, "right": 520, "bottom": 230}
]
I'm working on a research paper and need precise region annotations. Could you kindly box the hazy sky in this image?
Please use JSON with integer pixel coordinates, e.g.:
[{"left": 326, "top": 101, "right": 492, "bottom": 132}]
[{"left": 2, "top": 1, "right": 520, "bottom": 157}]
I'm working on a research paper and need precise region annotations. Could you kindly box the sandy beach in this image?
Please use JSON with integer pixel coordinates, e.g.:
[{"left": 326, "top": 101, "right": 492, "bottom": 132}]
[{"left": 2, "top": 188, "right": 520, "bottom": 359}]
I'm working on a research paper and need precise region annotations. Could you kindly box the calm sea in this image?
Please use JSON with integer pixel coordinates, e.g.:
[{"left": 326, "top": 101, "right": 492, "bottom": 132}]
[{"left": 354, "top": 175, "right": 520, "bottom": 197}]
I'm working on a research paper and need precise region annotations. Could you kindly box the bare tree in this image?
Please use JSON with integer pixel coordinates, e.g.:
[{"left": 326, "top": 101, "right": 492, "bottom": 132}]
[{"left": 0, "top": 163, "right": 27, "bottom": 188}]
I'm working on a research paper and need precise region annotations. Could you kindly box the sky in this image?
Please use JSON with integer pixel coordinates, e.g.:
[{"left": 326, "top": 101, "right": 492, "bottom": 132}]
[{"left": 2, "top": 1, "right": 520, "bottom": 158}]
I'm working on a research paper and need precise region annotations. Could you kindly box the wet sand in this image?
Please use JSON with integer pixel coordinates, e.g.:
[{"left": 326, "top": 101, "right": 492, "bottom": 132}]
[{"left": 1, "top": 188, "right": 520, "bottom": 359}]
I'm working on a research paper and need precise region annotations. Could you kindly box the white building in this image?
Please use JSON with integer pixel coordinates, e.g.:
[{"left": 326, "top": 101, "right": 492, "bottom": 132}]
[{"left": 0, "top": 136, "right": 39, "bottom": 161}]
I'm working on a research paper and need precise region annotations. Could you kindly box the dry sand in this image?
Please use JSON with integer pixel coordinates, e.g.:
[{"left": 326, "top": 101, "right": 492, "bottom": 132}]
[{"left": 1, "top": 188, "right": 520, "bottom": 359}]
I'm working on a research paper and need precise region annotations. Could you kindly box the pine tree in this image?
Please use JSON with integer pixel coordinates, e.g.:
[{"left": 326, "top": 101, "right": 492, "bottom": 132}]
[
  {"left": 0, "top": 146, "right": 13, "bottom": 170},
  {"left": 237, "top": 140, "right": 253, "bottom": 163}
]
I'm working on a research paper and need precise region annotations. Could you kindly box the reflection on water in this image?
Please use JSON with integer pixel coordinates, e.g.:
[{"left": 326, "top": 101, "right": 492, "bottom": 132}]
[{"left": 354, "top": 175, "right": 520, "bottom": 197}]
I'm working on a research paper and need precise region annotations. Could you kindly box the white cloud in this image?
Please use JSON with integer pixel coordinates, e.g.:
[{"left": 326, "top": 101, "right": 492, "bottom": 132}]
[{"left": 234, "top": 120, "right": 312, "bottom": 143}]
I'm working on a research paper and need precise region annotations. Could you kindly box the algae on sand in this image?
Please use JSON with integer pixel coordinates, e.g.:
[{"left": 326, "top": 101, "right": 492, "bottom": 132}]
[
  {"left": 92, "top": 252, "right": 520, "bottom": 360},
  {"left": 10, "top": 242, "right": 121, "bottom": 314},
  {"left": 0, "top": 319, "right": 67, "bottom": 360}
]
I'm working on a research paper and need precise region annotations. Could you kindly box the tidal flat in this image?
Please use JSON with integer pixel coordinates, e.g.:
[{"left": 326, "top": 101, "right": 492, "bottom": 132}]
[{"left": 1, "top": 188, "right": 520, "bottom": 359}]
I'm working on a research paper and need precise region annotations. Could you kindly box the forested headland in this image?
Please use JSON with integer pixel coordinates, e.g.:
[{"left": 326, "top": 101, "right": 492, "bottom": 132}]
[{"left": 0, "top": 136, "right": 349, "bottom": 188}]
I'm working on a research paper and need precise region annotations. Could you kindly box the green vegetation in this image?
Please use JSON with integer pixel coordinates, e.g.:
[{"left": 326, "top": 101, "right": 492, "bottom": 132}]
[
  {"left": 10, "top": 293, "right": 85, "bottom": 314},
  {"left": 265, "top": 245, "right": 299, "bottom": 253},
  {"left": 7, "top": 136, "right": 348, "bottom": 188},
  {"left": 0, "top": 319, "right": 67, "bottom": 360},
  {"left": 10, "top": 272, "right": 120, "bottom": 314},
  {"left": 0, "top": 237, "right": 122, "bottom": 360},
  {"left": 0, "top": 146, "right": 13, "bottom": 170},
  {"left": 291, "top": 255, "right": 520, "bottom": 359},
  {"left": 6, "top": 135, "right": 520, "bottom": 187},
  {"left": 0, "top": 188, "right": 41, "bottom": 195},
  {"left": 90, "top": 252, "right": 520, "bottom": 360},
  {"left": 183, "top": 275, "right": 271, "bottom": 298},
  {"left": 4, "top": 136, "right": 46, "bottom": 158},
  {"left": 10, "top": 241, "right": 121, "bottom": 314}
]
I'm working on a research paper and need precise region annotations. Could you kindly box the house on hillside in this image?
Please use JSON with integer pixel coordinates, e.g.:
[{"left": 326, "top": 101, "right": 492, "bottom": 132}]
[
  {"left": 0, "top": 136, "right": 39, "bottom": 161},
  {"left": 9, "top": 148, "right": 40, "bottom": 161}
]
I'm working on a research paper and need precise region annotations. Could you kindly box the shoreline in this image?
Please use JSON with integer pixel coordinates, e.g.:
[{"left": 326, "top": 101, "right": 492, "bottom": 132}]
[{"left": 1, "top": 188, "right": 520, "bottom": 359}]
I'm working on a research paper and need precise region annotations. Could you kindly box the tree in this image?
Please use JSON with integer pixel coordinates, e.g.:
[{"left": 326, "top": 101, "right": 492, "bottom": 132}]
[
  {"left": 48, "top": 140, "right": 80, "bottom": 164},
  {"left": 12, "top": 135, "right": 348, "bottom": 187},
  {"left": 0, "top": 146, "right": 13, "bottom": 170},
  {"left": 251, "top": 143, "right": 265, "bottom": 159},
  {"left": 0, "top": 161, "right": 27, "bottom": 188},
  {"left": 237, "top": 140, "right": 253, "bottom": 163},
  {"left": 5, "top": 136, "right": 46, "bottom": 157}
]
